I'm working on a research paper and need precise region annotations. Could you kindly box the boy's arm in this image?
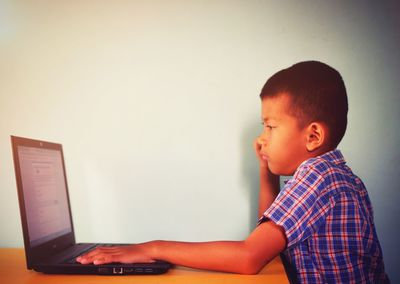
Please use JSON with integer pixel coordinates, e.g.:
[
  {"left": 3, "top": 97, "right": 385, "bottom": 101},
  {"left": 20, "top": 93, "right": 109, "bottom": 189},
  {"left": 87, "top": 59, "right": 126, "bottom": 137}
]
[
  {"left": 77, "top": 220, "right": 286, "bottom": 275},
  {"left": 254, "top": 138, "right": 280, "bottom": 218},
  {"left": 258, "top": 166, "right": 280, "bottom": 218}
]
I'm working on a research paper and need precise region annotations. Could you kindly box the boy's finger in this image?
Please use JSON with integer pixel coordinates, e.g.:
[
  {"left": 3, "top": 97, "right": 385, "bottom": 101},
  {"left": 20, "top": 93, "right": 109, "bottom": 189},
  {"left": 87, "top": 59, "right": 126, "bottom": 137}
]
[
  {"left": 76, "top": 249, "right": 103, "bottom": 263},
  {"left": 93, "top": 255, "right": 114, "bottom": 265},
  {"left": 78, "top": 251, "right": 114, "bottom": 264},
  {"left": 78, "top": 246, "right": 113, "bottom": 258}
]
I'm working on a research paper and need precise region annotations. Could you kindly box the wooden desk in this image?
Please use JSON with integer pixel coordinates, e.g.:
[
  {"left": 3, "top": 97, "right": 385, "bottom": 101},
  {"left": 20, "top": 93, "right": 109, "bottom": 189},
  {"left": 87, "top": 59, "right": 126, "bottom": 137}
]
[{"left": 0, "top": 248, "right": 289, "bottom": 283}]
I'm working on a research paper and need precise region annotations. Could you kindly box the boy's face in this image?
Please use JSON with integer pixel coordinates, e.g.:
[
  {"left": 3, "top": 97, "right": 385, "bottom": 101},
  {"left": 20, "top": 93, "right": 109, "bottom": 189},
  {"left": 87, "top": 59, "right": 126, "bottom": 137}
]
[{"left": 258, "top": 93, "right": 310, "bottom": 175}]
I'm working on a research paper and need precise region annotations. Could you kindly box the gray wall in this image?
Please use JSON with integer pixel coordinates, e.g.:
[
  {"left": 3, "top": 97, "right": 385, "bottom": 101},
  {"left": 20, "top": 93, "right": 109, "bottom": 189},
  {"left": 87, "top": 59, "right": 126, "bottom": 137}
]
[{"left": 1, "top": 0, "right": 399, "bottom": 281}]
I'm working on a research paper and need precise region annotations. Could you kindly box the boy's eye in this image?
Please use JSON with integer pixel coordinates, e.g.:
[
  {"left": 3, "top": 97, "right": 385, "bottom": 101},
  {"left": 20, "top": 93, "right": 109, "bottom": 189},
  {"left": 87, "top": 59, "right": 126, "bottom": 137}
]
[{"left": 261, "top": 122, "right": 276, "bottom": 130}]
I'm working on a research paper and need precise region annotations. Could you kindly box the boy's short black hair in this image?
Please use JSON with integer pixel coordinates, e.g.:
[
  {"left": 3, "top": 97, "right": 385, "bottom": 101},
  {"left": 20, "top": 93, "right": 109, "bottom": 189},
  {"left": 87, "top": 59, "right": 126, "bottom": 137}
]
[{"left": 260, "top": 61, "right": 348, "bottom": 148}]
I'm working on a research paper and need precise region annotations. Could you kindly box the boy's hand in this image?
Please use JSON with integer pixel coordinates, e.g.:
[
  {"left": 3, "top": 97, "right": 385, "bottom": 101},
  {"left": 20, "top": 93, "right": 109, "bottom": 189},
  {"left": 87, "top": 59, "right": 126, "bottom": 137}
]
[
  {"left": 76, "top": 244, "right": 155, "bottom": 265},
  {"left": 254, "top": 137, "right": 280, "bottom": 217},
  {"left": 253, "top": 137, "right": 268, "bottom": 168}
]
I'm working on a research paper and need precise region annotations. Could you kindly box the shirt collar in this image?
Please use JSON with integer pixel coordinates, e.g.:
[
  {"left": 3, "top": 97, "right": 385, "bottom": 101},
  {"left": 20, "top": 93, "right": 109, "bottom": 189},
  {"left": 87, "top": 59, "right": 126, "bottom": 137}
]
[{"left": 298, "top": 149, "right": 346, "bottom": 170}]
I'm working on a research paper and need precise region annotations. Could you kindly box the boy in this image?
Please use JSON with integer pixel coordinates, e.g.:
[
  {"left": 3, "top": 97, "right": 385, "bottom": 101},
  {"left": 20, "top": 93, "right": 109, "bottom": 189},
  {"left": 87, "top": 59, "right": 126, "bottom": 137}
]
[{"left": 77, "top": 61, "right": 388, "bottom": 283}]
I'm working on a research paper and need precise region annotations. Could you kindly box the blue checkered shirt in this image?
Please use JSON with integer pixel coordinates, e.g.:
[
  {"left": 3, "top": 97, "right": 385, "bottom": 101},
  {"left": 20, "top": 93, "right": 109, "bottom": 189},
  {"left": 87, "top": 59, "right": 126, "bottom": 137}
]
[{"left": 259, "top": 150, "right": 388, "bottom": 283}]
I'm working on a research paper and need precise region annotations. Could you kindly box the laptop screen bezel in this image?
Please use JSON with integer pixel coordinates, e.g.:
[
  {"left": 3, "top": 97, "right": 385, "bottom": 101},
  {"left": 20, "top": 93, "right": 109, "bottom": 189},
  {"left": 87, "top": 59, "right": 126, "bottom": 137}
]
[{"left": 11, "top": 136, "right": 76, "bottom": 268}]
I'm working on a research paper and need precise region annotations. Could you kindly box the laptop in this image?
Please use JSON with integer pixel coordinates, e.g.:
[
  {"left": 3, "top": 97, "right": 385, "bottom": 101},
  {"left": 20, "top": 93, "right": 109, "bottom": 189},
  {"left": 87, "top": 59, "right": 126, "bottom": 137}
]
[{"left": 11, "top": 135, "right": 172, "bottom": 275}]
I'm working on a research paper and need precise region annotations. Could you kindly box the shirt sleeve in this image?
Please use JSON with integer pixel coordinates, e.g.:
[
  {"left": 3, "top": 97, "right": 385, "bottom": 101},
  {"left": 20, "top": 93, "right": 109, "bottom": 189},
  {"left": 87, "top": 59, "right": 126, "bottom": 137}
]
[{"left": 261, "top": 165, "right": 333, "bottom": 248}]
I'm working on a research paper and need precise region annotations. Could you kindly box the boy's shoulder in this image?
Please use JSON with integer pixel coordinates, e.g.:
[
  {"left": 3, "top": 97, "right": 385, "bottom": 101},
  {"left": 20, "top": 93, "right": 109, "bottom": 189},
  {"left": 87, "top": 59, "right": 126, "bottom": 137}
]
[{"left": 291, "top": 149, "right": 362, "bottom": 197}]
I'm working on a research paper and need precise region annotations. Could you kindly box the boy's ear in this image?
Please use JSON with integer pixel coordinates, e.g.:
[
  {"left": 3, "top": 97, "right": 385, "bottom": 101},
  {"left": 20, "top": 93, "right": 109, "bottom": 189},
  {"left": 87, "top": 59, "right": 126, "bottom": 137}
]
[{"left": 305, "top": 122, "right": 327, "bottom": 152}]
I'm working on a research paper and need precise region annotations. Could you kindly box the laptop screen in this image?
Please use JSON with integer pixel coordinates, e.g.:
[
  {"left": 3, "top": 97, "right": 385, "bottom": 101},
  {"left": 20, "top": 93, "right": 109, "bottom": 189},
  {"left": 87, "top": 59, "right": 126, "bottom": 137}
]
[{"left": 17, "top": 145, "right": 72, "bottom": 247}]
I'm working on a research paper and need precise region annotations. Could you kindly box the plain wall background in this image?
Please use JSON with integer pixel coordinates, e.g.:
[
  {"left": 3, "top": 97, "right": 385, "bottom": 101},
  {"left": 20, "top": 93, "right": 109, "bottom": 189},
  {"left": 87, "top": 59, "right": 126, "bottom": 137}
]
[{"left": 1, "top": 0, "right": 399, "bottom": 281}]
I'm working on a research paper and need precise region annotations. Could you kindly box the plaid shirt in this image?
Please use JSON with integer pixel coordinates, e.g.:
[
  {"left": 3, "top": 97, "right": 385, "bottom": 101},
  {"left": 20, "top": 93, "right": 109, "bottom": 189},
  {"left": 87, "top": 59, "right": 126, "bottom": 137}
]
[{"left": 259, "top": 150, "right": 388, "bottom": 283}]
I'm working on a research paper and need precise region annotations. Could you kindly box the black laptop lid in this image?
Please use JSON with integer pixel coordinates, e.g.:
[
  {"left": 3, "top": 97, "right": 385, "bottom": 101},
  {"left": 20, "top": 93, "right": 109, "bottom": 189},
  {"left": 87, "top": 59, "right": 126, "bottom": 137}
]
[{"left": 11, "top": 136, "right": 76, "bottom": 268}]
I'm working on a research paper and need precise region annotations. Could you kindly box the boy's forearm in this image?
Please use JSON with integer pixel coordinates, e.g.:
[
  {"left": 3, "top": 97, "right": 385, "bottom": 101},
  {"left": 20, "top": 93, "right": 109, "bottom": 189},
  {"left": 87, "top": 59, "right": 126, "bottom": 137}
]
[
  {"left": 147, "top": 240, "right": 260, "bottom": 274},
  {"left": 258, "top": 166, "right": 280, "bottom": 218}
]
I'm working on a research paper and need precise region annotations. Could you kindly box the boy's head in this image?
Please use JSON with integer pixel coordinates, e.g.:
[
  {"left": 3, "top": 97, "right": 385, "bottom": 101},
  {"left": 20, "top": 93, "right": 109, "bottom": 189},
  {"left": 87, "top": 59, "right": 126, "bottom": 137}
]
[{"left": 260, "top": 61, "right": 348, "bottom": 149}]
